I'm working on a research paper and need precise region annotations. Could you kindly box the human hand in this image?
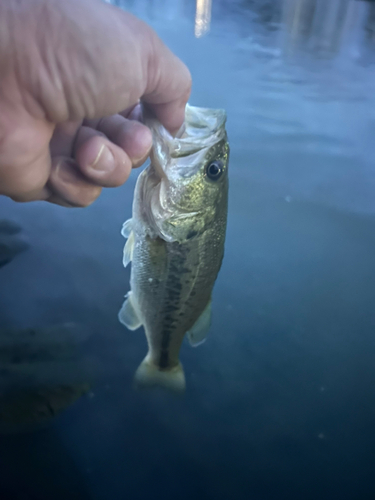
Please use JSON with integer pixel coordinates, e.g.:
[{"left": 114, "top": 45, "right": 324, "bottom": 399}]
[{"left": 0, "top": 0, "right": 191, "bottom": 207}]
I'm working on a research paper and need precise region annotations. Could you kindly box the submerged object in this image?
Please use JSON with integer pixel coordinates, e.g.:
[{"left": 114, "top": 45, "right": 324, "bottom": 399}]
[
  {"left": 0, "top": 383, "right": 90, "bottom": 434},
  {"left": 118, "top": 104, "right": 229, "bottom": 392},
  {"left": 0, "top": 322, "right": 92, "bottom": 433},
  {"left": 0, "top": 219, "right": 29, "bottom": 268}
]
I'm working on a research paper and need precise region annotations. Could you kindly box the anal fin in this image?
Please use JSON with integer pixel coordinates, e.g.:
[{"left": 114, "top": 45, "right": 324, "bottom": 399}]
[{"left": 187, "top": 300, "right": 212, "bottom": 347}]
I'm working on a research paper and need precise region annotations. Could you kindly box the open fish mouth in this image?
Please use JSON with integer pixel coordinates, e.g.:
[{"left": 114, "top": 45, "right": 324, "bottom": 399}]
[{"left": 145, "top": 104, "right": 227, "bottom": 178}]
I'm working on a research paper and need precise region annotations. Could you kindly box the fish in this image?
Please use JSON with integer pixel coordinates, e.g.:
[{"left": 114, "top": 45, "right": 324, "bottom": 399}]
[{"left": 118, "top": 104, "right": 229, "bottom": 392}]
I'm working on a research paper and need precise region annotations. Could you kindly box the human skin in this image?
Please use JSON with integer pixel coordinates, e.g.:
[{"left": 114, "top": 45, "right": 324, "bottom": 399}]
[{"left": 0, "top": 0, "right": 191, "bottom": 207}]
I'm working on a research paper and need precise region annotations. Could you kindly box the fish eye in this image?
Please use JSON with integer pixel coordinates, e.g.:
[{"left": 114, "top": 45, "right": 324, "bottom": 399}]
[{"left": 206, "top": 160, "right": 224, "bottom": 181}]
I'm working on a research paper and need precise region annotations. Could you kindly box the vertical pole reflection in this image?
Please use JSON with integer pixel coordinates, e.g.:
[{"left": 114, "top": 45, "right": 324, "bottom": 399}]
[
  {"left": 281, "top": 0, "right": 369, "bottom": 57},
  {"left": 195, "top": 0, "right": 212, "bottom": 38}
]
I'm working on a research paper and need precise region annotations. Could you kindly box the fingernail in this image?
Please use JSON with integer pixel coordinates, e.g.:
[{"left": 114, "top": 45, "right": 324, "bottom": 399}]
[
  {"left": 132, "top": 152, "right": 149, "bottom": 168},
  {"left": 90, "top": 145, "right": 115, "bottom": 172}
]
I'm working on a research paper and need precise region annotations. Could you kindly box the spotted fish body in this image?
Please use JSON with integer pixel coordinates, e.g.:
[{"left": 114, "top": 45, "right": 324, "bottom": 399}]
[{"left": 119, "top": 105, "right": 229, "bottom": 392}]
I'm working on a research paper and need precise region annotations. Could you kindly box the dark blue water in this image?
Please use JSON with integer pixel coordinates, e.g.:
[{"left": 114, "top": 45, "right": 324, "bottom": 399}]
[{"left": 1, "top": 1, "right": 375, "bottom": 498}]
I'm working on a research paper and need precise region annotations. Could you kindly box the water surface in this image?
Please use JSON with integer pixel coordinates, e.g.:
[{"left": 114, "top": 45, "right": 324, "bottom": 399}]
[{"left": 1, "top": 1, "right": 375, "bottom": 499}]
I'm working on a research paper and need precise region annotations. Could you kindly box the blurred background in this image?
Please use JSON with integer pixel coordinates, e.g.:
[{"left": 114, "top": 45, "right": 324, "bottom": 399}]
[{"left": 1, "top": 0, "right": 375, "bottom": 499}]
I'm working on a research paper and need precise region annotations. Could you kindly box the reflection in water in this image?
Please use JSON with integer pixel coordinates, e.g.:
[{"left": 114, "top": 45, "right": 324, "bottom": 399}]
[
  {"left": 281, "top": 0, "right": 372, "bottom": 57},
  {"left": 109, "top": 0, "right": 375, "bottom": 58},
  {"left": 195, "top": 0, "right": 212, "bottom": 37},
  {"left": 111, "top": 0, "right": 212, "bottom": 38}
]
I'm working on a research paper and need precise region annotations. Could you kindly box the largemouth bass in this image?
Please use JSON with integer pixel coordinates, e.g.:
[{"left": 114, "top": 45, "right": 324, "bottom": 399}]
[{"left": 118, "top": 104, "right": 229, "bottom": 392}]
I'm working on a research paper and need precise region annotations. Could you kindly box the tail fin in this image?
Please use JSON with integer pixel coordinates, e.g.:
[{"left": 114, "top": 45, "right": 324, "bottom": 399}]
[{"left": 134, "top": 356, "right": 186, "bottom": 393}]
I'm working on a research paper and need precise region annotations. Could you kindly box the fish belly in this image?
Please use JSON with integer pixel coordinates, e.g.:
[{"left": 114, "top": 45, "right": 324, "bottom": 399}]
[{"left": 131, "top": 226, "right": 224, "bottom": 371}]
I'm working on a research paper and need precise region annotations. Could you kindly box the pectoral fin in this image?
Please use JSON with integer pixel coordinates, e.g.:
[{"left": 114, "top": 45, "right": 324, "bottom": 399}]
[
  {"left": 121, "top": 219, "right": 134, "bottom": 267},
  {"left": 118, "top": 292, "right": 142, "bottom": 331},
  {"left": 187, "top": 300, "right": 212, "bottom": 347},
  {"left": 121, "top": 218, "right": 133, "bottom": 238},
  {"left": 122, "top": 231, "right": 135, "bottom": 267}
]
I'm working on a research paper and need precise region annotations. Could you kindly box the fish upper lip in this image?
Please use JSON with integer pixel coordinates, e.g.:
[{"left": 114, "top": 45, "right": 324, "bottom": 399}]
[{"left": 146, "top": 104, "right": 227, "bottom": 167}]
